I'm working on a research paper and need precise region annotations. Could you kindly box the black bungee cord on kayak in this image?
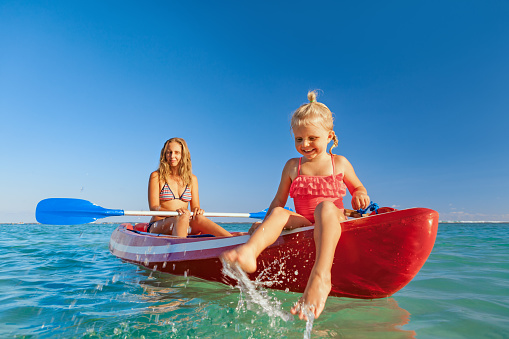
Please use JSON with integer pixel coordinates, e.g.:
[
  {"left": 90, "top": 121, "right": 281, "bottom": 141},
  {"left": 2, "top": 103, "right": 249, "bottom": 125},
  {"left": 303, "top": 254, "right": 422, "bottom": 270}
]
[{"left": 357, "top": 201, "right": 379, "bottom": 215}]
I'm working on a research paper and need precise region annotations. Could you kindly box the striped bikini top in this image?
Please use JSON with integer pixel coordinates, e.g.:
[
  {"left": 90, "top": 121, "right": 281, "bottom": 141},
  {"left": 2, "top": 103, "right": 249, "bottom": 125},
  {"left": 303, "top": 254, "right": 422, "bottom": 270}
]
[{"left": 159, "top": 183, "right": 192, "bottom": 202}]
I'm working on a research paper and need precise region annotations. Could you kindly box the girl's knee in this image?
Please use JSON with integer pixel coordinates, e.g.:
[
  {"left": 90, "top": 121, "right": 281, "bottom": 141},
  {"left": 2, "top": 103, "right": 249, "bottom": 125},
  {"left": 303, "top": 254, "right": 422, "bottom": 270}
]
[
  {"left": 314, "top": 201, "right": 344, "bottom": 219},
  {"left": 269, "top": 206, "right": 292, "bottom": 218},
  {"left": 315, "top": 201, "right": 337, "bottom": 213}
]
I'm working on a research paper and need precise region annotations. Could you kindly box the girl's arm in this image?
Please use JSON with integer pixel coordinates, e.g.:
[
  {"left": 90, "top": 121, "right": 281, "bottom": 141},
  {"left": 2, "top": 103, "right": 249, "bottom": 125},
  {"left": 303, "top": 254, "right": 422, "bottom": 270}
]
[
  {"left": 247, "top": 159, "right": 294, "bottom": 234},
  {"left": 263, "top": 159, "right": 296, "bottom": 218},
  {"left": 337, "top": 156, "right": 370, "bottom": 210},
  {"left": 148, "top": 171, "right": 161, "bottom": 211}
]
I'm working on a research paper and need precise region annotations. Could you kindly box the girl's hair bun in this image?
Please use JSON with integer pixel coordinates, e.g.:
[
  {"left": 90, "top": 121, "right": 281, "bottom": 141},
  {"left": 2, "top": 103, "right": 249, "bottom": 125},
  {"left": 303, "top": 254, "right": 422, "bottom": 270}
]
[{"left": 308, "top": 90, "right": 317, "bottom": 103}]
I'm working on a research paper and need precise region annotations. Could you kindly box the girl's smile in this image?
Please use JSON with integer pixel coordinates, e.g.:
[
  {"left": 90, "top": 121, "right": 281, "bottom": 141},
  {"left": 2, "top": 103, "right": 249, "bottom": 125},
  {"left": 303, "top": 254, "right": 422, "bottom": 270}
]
[{"left": 293, "top": 124, "right": 334, "bottom": 160}]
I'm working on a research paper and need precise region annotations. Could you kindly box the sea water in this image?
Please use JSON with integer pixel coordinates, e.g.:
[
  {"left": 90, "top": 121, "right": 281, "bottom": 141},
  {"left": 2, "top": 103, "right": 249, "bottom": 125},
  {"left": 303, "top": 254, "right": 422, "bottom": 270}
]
[{"left": 1, "top": 222, "right": 508, "bottom": 338}]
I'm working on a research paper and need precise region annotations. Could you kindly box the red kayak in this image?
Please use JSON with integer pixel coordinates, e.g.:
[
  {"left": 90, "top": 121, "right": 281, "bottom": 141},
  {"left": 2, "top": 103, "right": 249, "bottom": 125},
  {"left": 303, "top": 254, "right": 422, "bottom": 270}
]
[{"left": 109, "top": 207, "right": 438, "bottom": 299}]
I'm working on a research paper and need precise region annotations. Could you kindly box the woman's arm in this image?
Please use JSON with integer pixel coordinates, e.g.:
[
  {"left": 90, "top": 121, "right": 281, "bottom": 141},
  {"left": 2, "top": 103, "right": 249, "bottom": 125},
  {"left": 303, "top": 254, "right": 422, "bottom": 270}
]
[
  {"left": 190, "top": 175, "right": 201, "bottom": 212},
  {"left": 148, "top": 171, "right": 161, "bottom": 211}
]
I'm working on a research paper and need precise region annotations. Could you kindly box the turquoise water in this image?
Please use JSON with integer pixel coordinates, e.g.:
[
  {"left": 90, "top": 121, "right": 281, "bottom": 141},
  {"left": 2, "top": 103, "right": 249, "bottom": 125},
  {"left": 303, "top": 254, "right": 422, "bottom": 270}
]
[{"left": 1, "top": 222, "right": 508, "bottom": 338}]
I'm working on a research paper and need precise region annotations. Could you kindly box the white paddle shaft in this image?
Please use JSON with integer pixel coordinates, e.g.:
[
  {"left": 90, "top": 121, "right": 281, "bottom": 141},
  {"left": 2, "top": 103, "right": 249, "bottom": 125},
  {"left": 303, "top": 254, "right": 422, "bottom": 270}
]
[{"left": 122, "top": 210, "right": 253, "bottom": 218}]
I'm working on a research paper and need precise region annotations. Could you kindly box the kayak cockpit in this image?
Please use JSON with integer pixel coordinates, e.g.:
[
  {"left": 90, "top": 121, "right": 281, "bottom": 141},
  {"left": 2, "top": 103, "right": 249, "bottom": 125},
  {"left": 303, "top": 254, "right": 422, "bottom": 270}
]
[{"left": 122, "top": 223, "right": 247, "bottom": 238}]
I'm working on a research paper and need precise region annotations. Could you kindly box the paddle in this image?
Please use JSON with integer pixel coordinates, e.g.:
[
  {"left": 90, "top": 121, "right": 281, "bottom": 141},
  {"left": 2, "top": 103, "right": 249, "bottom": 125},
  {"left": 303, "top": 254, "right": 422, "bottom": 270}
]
[{"left": 35, "top": 198, "right": 281, "bottom": 225}]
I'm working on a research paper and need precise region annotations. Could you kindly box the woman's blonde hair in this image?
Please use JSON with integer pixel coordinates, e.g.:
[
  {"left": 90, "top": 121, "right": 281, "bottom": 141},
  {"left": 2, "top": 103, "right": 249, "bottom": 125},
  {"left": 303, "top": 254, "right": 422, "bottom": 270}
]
[
  {"left": 291, "top": 90, "right": 338, "bottom": 153},
  {"left": 158, "top": 137, "right": 192, "bottom": 187}
]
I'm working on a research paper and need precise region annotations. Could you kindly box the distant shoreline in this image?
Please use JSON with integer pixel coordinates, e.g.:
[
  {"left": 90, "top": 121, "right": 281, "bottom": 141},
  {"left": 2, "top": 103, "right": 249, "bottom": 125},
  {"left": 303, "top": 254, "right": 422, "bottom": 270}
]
[{"left": 439, "top": 221, "right": 509, "bottom": 224}]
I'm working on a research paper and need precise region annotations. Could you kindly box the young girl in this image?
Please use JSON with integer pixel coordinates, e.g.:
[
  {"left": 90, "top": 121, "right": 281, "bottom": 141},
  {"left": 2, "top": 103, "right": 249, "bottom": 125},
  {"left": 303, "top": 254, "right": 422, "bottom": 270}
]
[
  {"left": 222, "top": 91, "right": 370, "bottom": 319},
  {"left": 147, "top": 137, "right": 232, "bottom": 238}
]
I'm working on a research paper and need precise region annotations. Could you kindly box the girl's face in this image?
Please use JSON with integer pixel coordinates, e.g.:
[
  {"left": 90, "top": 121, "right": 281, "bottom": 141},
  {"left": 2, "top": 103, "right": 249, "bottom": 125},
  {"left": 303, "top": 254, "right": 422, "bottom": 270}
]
[
  {"left": 165, "top": 141, "right": 182, "bottom": 168},
  {"left": 293, "top": 124, "right": 334, "bottom": 160}
]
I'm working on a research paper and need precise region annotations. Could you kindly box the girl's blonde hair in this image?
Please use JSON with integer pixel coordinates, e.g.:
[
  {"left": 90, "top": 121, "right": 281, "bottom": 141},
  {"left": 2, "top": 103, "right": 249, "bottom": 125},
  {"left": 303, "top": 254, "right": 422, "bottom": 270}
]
[
  {"left": 291, "top": 90, "right": 339, "bottom": 153},
  {"left": 158, "top": 137, "right": 193, "bottom": 187}
]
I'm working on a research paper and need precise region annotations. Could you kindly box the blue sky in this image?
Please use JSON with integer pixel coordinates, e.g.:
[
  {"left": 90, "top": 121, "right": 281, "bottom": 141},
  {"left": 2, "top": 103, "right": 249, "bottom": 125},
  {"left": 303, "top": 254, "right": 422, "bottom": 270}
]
[{"left": 1, "top": 0, "right": 508, "bottom": 223}]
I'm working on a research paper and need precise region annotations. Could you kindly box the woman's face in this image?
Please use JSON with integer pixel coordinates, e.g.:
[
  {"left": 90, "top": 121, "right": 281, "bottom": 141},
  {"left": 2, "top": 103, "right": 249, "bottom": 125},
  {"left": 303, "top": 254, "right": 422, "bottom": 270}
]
[{"left": 165, "top": 141, "right": 182, "bottom": 168}]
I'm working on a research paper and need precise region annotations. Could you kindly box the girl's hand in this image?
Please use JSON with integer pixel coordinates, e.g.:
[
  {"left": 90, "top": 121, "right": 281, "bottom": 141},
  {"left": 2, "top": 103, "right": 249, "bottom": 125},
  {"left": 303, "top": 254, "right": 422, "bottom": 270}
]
[{"left": 352, "top": 191, "right": 370, "bottom": 210}]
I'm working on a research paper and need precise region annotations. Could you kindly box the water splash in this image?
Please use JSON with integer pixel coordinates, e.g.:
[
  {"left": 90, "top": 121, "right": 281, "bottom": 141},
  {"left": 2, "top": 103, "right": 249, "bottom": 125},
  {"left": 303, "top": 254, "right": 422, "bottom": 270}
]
[
  {"left": 221, "top": 258, "right": 293, "bottom": 322},
  {"left": 302, "top": 307, "right": 315, "bottom": 339},
  {"left": 291, "top": 299, "right": 317, "bottom": 338},
  {"left": 222, "top": 259, "right": 318, "bottom": 337}
]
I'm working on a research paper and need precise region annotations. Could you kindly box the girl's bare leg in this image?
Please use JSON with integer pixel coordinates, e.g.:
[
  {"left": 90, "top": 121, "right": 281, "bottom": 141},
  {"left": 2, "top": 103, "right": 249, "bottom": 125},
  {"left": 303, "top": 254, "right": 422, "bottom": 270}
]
[
  {"left": 190, "top": 215, "right": 232, "bottom": 237},
  {"left": 221, "top": 207, "right": 311, "bottom": 273},
  {"left": 291, "top": 201, "right": 345, "bottom": 319}
]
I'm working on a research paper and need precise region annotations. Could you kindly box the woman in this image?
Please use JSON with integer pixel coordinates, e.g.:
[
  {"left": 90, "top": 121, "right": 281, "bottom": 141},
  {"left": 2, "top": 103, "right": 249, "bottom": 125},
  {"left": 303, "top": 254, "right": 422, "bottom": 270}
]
[{"left": 147, "top": 137, "right": 232, "bottom": 237}]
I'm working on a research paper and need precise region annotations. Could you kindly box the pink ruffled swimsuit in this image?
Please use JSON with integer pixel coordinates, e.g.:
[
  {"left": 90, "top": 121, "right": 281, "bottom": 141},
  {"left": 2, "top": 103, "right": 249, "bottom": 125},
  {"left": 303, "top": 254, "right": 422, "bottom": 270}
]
[{"left": 289, "top": 154, "right": 347, "bottom": 223}]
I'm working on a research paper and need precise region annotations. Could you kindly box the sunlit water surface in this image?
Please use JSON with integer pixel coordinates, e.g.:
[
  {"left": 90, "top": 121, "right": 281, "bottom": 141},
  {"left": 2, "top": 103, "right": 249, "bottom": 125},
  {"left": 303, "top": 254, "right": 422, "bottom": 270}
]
[{"left": 1, "top": 222, "right": 508, "bottom": 338}]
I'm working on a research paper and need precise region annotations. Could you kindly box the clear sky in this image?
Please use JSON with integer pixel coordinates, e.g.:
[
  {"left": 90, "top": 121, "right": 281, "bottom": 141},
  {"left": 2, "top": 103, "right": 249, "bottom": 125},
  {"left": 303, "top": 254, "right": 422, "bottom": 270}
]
[{"left": 1, "top": 0, "right": 508, "bottom": 223}]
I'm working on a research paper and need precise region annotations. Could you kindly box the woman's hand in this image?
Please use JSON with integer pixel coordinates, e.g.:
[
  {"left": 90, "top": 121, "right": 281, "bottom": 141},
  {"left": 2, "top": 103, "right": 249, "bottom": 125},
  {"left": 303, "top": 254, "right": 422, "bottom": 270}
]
[
  {"left": 192, "top": 207, "right": 204, "bottom": 220},
  {"left": 176, "top": 208, "right": 191, "bottom": 218},
  {"left": 351, "top": 190, "right": 370, "bottom": 210}
]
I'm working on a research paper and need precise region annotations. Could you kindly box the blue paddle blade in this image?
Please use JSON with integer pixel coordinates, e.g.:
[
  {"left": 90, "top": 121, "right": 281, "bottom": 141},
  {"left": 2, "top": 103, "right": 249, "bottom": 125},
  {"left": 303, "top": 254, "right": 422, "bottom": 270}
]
[
  {"left": 248, "top": 206, "right": 294, "bottom": 219},
  {"left": 248, "top": 208, "right": 269, "bottom": 219},
  {"left": 36, "top": 198, "right": 124, "bottom": 225}
]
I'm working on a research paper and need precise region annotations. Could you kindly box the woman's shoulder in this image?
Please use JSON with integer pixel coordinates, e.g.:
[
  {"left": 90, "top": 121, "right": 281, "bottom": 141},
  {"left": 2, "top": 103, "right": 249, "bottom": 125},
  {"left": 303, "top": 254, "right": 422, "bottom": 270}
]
[
  {"left": 187, "top": 173, "right": 198, "bottom": 187},
  {"left": 148, "top": 171, "right": 161, "bottom": 192},
  {"left": 150, "top": 171, "right": 160, "bottom": 180}
]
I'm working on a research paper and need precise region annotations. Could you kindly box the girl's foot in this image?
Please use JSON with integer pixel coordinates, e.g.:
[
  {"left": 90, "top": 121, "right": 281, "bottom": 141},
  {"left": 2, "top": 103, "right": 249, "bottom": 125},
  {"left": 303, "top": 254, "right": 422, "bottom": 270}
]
[
  {"left": 291, "top": 270, "right": 331, "bottom": 320},
  {"left": 221, "top": 244, "right": 258, "bottom": 273}
]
